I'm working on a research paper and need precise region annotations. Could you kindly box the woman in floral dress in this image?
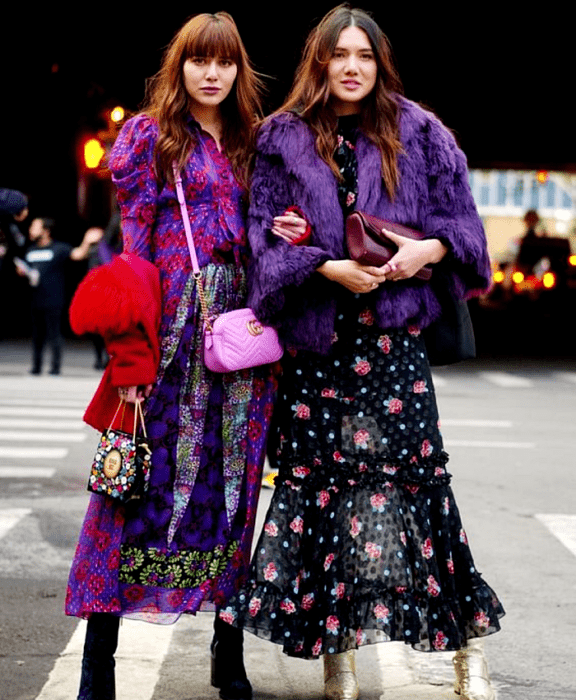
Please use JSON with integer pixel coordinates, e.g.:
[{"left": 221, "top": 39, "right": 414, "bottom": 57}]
[
  {"left": 221, "top": 7, "right": 504, "bottom": 700},
  {"left": 65, "top": 13, "right": 285, "bottom": 700}
]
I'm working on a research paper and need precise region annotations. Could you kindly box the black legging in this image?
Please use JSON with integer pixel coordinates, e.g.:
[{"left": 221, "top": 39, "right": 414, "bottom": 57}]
[
  {"left": 31, "top": 305, "right": 63, "bottom": 373},
  {"left": 77, "top": 614, "right": 120, "bottom": 700}
]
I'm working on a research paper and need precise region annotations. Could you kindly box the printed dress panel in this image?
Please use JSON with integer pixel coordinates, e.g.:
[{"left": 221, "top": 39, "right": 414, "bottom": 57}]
[{"left": 66, "top": 114, "right": 276, "bottom": 622}]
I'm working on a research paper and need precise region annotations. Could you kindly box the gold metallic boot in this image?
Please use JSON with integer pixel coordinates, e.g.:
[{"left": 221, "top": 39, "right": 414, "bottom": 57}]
[
  {"left": 324, "top": 650, "right": 360, "bottom": 700},
  {"left": 453, "top": 638, "right": 495, "bottom": 700}
]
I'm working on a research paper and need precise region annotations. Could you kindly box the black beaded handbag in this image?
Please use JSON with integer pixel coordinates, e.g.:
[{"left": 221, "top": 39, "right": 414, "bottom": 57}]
[{"left": 88, "top": 399, "right": 152, "bottom": 501}]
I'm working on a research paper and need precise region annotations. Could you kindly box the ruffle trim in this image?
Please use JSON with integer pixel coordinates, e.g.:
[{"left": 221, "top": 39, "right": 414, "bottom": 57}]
[
  {"left": 275, "top": 451, "right": 452, "bottom": 492},
  {"left": 222, "top": 576, "right": 504, "bottom": 658}
]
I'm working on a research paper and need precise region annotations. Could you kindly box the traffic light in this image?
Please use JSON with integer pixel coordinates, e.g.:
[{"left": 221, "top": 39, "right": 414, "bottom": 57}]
[
  {"left": 110, "top": 106, "right": 125, "bottom": 123},
  {"left": 83, "top": 137, "right": 106, "bottom": 170}
]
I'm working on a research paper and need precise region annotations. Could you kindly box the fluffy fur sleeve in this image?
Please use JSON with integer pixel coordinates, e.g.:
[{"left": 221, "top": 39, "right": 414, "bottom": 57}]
[
  {"left": 69, "top": 255, "right": 160, "bottom": 341},
  {"left": 69, "top": 263, "right": 142, "bottom": 338},
  {"left": 247, "top": 116, "right": 332, "bottom": 323},
  {"left": 418, "top": 110, "right": 491, "bottom": 296}
]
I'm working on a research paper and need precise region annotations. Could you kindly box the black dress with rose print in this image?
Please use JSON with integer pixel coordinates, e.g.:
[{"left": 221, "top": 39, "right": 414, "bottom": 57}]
[{"left": 220, "top": 119, "right": 504, "bottom": 658}]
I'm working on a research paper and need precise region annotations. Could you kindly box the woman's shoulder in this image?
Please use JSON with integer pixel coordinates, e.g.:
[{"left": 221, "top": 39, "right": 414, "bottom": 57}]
[
  {"left": 255, "top": 111, "right": 314, "bottom": 157},
  {"left": 117, "top": 113, "right": 159, "bottom": 145},
  {"left": 396, "top": 95, "right": 462, "bottom": 155},
  {"left": 110, "top": 113, "right": 159, "bottom": 176}
]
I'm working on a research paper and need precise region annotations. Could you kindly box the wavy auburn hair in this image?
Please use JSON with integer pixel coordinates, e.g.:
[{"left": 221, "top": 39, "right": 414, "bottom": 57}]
[
  {"left": 142, "top": 12, "right": 264, "bottom": 186},
  {"left": 278, "top": 5, "right": 404, "bottom": 199}
]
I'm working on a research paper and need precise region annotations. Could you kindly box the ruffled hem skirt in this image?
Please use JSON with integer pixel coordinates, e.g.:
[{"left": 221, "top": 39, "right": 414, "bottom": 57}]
[{"left": 222, "top": 294, "right": 504, "bottom": 657}]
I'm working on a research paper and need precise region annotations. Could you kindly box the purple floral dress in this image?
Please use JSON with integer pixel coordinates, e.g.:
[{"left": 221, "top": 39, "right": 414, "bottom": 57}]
[
  {"left": 66, "top": 114, "right": 276, "bottom": 623},
  {"left": 221, "top": 117, "right": 504, "bottom": 657}
]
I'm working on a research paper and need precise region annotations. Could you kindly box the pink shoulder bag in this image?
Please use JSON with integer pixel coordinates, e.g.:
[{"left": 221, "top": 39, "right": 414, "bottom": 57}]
[{"left": 173, "top": 166, "right": 283, "bottom": 373}]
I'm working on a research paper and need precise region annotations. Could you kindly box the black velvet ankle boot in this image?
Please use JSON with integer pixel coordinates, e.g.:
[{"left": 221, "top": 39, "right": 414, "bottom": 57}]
[
  {"left": 211, "top": 613, "right": 252, "bottom": 700},
  {"left": 77, "top": 613, "right": 120, "bottom": 700}
]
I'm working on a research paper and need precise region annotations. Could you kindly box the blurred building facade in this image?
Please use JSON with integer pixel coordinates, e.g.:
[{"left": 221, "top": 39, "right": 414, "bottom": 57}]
[{"left": 469, "top": 169, "right": 576, "bottom": 263}]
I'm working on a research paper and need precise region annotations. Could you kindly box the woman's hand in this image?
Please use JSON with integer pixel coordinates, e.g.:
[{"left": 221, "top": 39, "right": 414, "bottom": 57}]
[
  {"left": 317, "top": 259, "right": 388, "bottom": 293},
  {"left": 271, "top": 210, "right": 308, "bottom": 243},
  {"left": 118, "top": 385, "right": 153, "bottom": 403},
  {"left": 380, "top": 231, "right": 448, "bottom": 281}
]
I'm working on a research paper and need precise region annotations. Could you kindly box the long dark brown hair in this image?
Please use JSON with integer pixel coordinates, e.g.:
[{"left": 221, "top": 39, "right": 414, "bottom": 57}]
[
  {"left": 142, "top": 12, "right": 264, "bottom": 187},
  {"left": 278, "top": 4, "right": 404, "bottom": 199}
]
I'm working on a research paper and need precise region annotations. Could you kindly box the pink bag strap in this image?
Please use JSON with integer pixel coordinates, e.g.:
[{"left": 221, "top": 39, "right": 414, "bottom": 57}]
[
  {"left": 172, "top": 164, "right": 200, "bottom": 276},
  {"left": 172, "top": 164, "right": 213, "bottom": 331}
]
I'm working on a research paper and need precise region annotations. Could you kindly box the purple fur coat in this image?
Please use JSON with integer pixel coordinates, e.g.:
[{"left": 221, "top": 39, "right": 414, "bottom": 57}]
[{"left": 247, "top": 96, "right": 491, "bottom": 354}]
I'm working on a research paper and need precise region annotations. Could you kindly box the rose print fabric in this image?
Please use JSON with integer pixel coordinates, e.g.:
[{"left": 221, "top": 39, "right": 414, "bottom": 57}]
[
  {"left": 66, "top": 115, "right": 276, "bottom": 623},
  {"left": 222, "top": 294, "right": 504, "bottom": 657}
]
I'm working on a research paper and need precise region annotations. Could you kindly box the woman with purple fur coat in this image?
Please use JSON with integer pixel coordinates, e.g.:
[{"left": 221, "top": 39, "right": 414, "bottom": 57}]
[{"left": 221, "top": 6, "right": 504, "bottom": 700}]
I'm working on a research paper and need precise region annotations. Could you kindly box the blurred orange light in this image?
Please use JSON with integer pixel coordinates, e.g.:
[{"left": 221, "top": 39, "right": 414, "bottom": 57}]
[
  {"left": 84, "top": 138, "right": 105, "bottom": 169},
  {"left": 512, "top": 271, "right": 525, "bottom": 284},
  {"left": 542, "top": 272, "right": 556, "bottom": 289},
  {"left": 110, "top": 106, "right": 125, "bottom": 123},
  {"left": 493, "top": 270, "right": 505, "bottom": 284},
  {"left": 536, "top": 170, "right": 548, "bottom": 184},
  {"left": 569, "top": 255, "right": 576, "bottom": 267}
]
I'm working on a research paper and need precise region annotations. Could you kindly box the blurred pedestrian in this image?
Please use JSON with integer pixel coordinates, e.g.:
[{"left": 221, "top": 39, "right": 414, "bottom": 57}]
[
  {"left": 221, "top": 6, "right": 504, "bottom": 700},
  {"left": 16, "top": 217, "right": 102, "bottom": 375},
  {"left": 0, "top": 188, "right": 29, "bottom": 338},
  {"left": 86, "top": 212, "right": 123, "bottom": 369},
  {"left": 516, "top": 209, "right": 546, "bottom": 272},
  {"left": 0, "top": 187, "right": 28, "bottom": 269},
  {"left": 64, "top": 12, "right": 296, "bottom": 700}
]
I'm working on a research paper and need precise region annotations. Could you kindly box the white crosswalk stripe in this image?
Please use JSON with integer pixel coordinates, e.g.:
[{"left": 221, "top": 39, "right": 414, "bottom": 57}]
[
  {"left": 0, "top": 407, "right": 85, "bottom": 418},
  {"left": 0, "top": 430, "right": 86, "bottom": 442},
  {"left": 36, "top": 619, "right": 176, "bottom": 700},
  {"left": 0, "top": 446, "right": 69, "bottom": 459},
  {"left": 0, "top": 376, "right": 96, "bottom": 490},
  {"left": 536, "top": 514, "right": 576, "bottom": 558},
  {"left": 0, "top": 508, "right": 32, "bottom": 539},
  {"left": 0, "top": 398, "right": 88, "bottom": 407},
  {"left": 431, "top": 370, "right": 576, "bottom": 389},
  {"left": 0, "top": 466, "right": 56, "bottom": 478},
  {"left": 0, "top": 418, "right": 85, "bottom": 430},
  {"left": 442, "top": 419, "right": 513, "bottom": 428},
  {"left": 476, "top": 371, "right": 534, "bottom": 388}
]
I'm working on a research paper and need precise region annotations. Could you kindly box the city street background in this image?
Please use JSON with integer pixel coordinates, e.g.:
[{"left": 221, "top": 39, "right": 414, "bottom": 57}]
[
  {"left": 1, "top": 3, "right": 575, "bottom": 697},
  {"left": 0, "top": 337, "right": 574, "bottom": 699}
]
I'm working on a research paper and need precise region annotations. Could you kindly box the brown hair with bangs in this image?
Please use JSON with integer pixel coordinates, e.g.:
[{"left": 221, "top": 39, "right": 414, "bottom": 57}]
[
  {"left": 143, "top": 12, "right": 263, "bottom": 186},
  {"left": 278, "top": 4, "right": 404, "bottom": 199}
]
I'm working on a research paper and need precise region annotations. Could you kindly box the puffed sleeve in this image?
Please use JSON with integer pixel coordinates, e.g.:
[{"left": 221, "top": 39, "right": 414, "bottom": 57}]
[
  {"left": 109, "top": 114, "right": 159, "bottom": 261},
  {"left": 247, "top": 118, "right": 331, "bottom": 323},
  {"left": 419, "top": 114, "right": 491, "bottom": 296}
]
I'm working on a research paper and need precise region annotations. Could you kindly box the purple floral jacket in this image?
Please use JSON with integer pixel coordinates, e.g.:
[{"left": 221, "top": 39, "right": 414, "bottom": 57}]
[{"left": 247, "top": 96, "right": 491, "bottom": 354}]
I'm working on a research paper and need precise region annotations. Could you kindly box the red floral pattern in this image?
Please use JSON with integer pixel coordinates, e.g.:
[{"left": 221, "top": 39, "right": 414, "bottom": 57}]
[
  {"left": 222, "top": 299, "right": 504, "bottom": 657},
  {"left": 66, "top": 114, "right": 275, "bottom": 622}
]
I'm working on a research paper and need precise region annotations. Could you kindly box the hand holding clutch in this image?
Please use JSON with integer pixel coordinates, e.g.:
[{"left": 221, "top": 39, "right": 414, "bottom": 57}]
[{"left": 346, "top": 211, "right": 434, "bottom": 281}]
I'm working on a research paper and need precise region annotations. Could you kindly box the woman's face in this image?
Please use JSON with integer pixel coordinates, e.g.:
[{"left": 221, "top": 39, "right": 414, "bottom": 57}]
[
  {"left": 183, "top": 56, "right": 238, "bottom": 111},
  {"left": 327, "top": 26, "right": 378, "bottom": 115}
]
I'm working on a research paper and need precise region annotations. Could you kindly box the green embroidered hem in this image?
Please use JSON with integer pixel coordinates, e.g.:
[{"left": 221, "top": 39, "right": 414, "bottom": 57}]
[{"left": 119, "top": 540, "right": 240, "bottom": 589}]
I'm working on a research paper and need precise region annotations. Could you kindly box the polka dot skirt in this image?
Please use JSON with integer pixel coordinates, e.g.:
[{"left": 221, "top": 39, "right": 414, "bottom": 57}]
[{"left": 222, "top": 294, "right": 504, "bottom": 658}]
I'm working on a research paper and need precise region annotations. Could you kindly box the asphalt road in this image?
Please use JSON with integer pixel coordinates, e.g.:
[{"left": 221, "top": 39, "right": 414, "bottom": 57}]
[{"left": 0, "top": 338, "right": 575, "bottom": 699}]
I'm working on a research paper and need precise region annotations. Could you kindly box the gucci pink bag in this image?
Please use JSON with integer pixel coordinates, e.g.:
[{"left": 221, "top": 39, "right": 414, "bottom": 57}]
[{"left": 173, "top": 166, "right": 283, "bottom": 373}]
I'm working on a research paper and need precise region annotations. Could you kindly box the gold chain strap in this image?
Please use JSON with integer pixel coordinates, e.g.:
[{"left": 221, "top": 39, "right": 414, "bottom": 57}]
[{"left": 194, "top": 272, "right": 214, "bottom": 333}]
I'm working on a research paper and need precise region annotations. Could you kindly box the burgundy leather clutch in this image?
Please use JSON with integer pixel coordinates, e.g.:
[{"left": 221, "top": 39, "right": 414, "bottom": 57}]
[{"left": 345, "top": 211, "right": 433, "bottom": 281}]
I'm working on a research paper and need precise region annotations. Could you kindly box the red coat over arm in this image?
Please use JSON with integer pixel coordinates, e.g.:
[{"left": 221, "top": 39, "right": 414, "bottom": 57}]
[{"left": 69, "top": 252, "right": 161, "bottom": 433}]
